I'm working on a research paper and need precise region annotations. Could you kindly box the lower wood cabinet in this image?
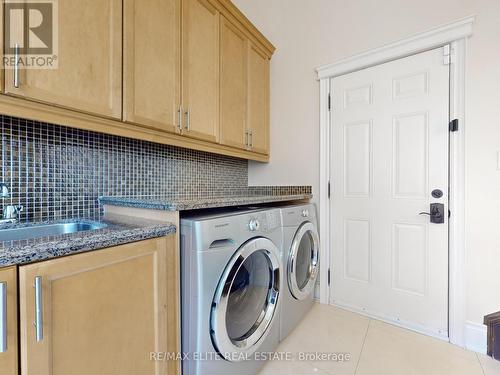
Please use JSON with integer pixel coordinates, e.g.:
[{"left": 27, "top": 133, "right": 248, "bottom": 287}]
[
  {"left": 18, "top": 236, "right": 179, "bottom": 375},
  {"left": 0, "top": 267, "right": 18, "bottom": 375}
]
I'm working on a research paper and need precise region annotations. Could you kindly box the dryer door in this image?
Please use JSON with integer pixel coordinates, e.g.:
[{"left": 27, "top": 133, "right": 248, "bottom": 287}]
[
  {"left": 288, "top": 222, "right": 320, "bottom": 300},
  {"left": 210, "top": 237, "right": 281, "bottom": 361}
]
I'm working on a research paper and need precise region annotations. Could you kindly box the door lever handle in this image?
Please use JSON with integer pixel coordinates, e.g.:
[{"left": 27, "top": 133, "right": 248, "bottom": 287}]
[{"left": 419, "top": 203, "right": 445, "bottom": 224}]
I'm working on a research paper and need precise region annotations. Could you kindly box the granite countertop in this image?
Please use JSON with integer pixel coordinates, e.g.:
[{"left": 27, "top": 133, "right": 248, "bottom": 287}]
[
  {"left": 99, "top": 193, "right": 312, "bottom": 211},
  {"left": 0, "top": 216, "right": 176, "bottom": 268}
]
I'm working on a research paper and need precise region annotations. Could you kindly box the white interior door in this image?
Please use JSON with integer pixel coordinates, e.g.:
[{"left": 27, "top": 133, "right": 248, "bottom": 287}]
[{"left": 330, "top": 46, "right": 450, "bottom": 338}]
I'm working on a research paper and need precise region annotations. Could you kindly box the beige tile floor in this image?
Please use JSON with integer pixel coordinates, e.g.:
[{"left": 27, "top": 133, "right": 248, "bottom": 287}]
[{"left": 259, "top": 303, "right": 500, "bottom": 375}]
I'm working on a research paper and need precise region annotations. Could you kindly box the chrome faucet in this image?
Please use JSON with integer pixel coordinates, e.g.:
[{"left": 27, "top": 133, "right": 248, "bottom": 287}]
[
  {"left": 0, "top": 183, "right": 23, "bottom": 224},
  {"left": 0, "top": 183, "right": 8, "bottom": 198}
]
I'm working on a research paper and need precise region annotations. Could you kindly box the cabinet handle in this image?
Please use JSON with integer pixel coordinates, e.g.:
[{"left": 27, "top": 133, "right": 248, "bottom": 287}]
[
  {"left": 185, "top": 108, "right": 190, "bottom": 131},
  {"left": 34, "top": 276, "right": 43, "bottom": 342},
  {"left": 0, "top": 282, "right": 6, "bottom": 352},
  {"left": 177, "top": 106, "right": 183, "bottom": 131},
  {"left": 245, "top": 130, "right": 249, "bottom": 148},
  {"left": 249, "top": 130, "right": 253, "bottom": 148},
  {"left": 14, "top": 44, "right": 20, "bottom": 88}
]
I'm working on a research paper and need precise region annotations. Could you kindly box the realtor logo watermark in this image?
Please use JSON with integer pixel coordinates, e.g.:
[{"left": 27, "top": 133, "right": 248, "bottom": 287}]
[{"left": 4, "top": 0, "right": 58, "bottom": 69}]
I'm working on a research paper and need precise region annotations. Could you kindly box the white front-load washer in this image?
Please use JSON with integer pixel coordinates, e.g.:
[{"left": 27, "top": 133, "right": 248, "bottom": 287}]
[
  {"left": 180, "top": 207, "right": 282, "bottom": 375},
  {"left": 279, "top": 203, "right": 320, "bottom": 341}
]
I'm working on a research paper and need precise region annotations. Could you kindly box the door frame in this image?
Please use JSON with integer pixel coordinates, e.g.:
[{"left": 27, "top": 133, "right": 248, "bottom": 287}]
[{"left": 315, "top": 16, "right": 474, "bottom": 348}]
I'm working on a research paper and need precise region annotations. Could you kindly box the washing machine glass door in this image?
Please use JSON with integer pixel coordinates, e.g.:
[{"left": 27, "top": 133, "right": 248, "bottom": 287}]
[
  {"left": 288, "top": 222, "right": 320, "bottom": 300},
  {"left": 211, "top": 237, "right": 281, "bottom": 360}
]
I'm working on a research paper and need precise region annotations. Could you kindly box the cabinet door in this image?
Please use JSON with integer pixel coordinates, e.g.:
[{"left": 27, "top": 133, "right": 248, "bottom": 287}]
[
  {"left": 5, "top": 0, "right": 122, "bottom": 119},
  {"left": 19, "top": 237, "right": 179, "bottom": 375},
  {"left": 0, "top": 267, "right": 17, "bottom": 375},
  {"left": 181, "top": 0, "right": 220, "bottom": 142},
  {"left": 219, "top": 16, "right": 247, "bottom": 150},
  {"left": 247, "top": 43, "right": 270, "bottom": 155},
  {"left": 0, "top": 3, "right": 3, "bottom": 93},
  {"left": 123, "top": 0, "right": 181, "bottom": 133}
]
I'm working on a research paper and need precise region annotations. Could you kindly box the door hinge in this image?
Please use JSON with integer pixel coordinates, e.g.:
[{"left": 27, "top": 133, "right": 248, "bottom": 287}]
[
  {"left": 327, "top": 181, "right": 331, "bottom": 199},
  {"left": 449, "top": 119, "right": 459, "bottom": 132},
  {"left": 327, "top": 268, "right": 331, "bottom": 286},
  {"left": 443, "top": 44, "right": 451, "bottom": 65},
  {"left": 328, "top": 93, "right": 331, "bottom": 111}
]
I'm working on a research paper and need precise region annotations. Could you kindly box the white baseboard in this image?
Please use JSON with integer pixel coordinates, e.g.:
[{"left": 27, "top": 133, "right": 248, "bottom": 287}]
[
  {"left": 330, "top": 300, "right": 448, "bottom": 341},
  {"left": 320, "top": 302, "right": 487, "bottom": 354},
  {"left": 464, "top": 321, "right": 487, "bottom": 354}
]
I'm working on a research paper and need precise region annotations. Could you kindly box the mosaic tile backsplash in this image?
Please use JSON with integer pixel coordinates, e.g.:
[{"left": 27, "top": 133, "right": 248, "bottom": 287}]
[
  {"left": 0, "top": 115, "right": 311, "bottom": 222},
  {"left": 0, "top": 115, "right": 249, "bottom": 222}
]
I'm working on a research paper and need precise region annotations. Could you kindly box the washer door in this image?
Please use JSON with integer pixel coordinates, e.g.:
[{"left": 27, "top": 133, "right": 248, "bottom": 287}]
[
  {"left": 210, "top": 237, "right": 281, "bottom": 360},
  {"left": 288, "top": 222, "right": 320, "bottom": 300}
]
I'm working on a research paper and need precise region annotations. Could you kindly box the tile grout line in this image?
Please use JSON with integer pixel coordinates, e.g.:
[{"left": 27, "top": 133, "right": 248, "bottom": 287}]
[
  {"left": 0, "top": 114, "right": 311, "bottom": 221},
  {"left": 354, "top": 318, "right": 371, "bottom": 375},
  {"left": 475, "top": 352, "right": 487, "bottom": 375}
]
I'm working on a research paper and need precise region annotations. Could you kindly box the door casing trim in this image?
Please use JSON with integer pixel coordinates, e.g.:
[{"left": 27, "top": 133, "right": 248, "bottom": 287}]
[{"left": 316, "top": 16, "right": 474, "bottom": 348}]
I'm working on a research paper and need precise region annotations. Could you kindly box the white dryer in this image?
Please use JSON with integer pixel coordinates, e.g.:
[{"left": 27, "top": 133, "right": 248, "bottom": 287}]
[
  {"left": 279, "top": 203, "right": 320, "bottom": 341},
  {"left": 180, "top": 207, "right": 283, "bottom": 375}
]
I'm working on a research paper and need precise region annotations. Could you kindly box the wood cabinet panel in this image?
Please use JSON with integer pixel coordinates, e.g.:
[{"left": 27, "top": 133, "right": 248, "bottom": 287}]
[
  {"left": 5, "top": 0, "right": 122, "bottom": 119},
  {"left": 247, "top": 43, "right": 270, "bottom": 155},
  {"left": 0, "top": 0, "right": 275, "bottom": 161},
  {"left": 219, "top": 16, "right": 248, "bottom": 150},
  {"left": 19, "top": 237, "right": 179, "bottom": 375},
  {"left": 0, "top": 267, "right": 17, "bottom": 375},
  {"left": 0, "top": 3, "right": 3, "bottom": 93},
  {"left": 123, "top": 0, "right": 181, "bottom": 133},
  {"left": 181, "top": 0, "right": 220, "bottom": 142}
]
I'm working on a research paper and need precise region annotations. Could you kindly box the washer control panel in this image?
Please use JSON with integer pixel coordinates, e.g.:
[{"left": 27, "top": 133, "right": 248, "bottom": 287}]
[
  {"left": 246, "top": 210, "right": 280, "bottom": 233},
  {"left": 266, "top": 211, "right": 281, "bottom": 230},
  {"left": 248, "top": 218, "right": 260, "bottom": 231}
]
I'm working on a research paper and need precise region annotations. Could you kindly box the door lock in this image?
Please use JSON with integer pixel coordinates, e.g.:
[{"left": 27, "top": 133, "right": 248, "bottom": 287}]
[
  {"left": 431, "top": 189, "right": 443, "bottom": 198},
  {"left": 419, "top": 203, "right": 445, "bottom": 224}
]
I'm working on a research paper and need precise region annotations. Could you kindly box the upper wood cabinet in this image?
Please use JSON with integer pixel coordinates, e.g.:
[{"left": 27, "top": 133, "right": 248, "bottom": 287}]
[
  {"left": 1, "top": 0, "right": 275, "bottom": 161},
  {"left": 0, "top": 267, "right": 18, "bottom": 375},
  {"left": 4, "top": 0, "right": 122, "bottom": 119},
  {"left": 219, "top": 16, "right": 248, "bottom": 150},
  {"left": 123, "top": 0, "right": 181, "bottom": 133},
  {"left": 18, "top": 237, "right": 179, "bottom": 375},
  {"left": 181, "top": 0, "right": 220, "bottom": 143},
  {"left": 247, "top": 43, "right": 270, "bottom": 155}
]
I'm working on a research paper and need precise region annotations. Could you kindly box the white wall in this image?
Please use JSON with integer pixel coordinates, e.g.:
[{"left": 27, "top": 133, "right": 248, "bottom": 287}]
[{"left": 235, "top": 0, "right": 500, "bottom": 345}]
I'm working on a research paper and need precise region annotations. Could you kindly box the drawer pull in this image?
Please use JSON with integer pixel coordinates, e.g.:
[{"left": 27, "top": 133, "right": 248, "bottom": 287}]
[
  {"left": 34, "top": 276, "right": 43, "bottom": 342},
  {"left": 178, "top": 106, "right": 183, "bottom": 131},
  {"left": 185, "top": 108, "right": 191, "bottom": 131},
  {"left": 14, "top": 44, "right": 20, "bottom": 88},
  {"left": 0, "top": 282, "right": 6, "bottom": 352}
]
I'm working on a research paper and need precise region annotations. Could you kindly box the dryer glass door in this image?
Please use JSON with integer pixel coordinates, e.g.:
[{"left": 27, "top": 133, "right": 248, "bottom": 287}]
[
  {"left": 211, "top": 237, "right": 281, "bottom": 360},
  {"left": 288, "top": 222, "right": 320, "bottom": 300}
]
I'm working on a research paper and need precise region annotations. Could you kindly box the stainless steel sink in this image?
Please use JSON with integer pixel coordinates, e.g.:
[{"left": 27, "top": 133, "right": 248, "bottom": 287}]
[{"left": 0, "top": 221, "right": 107, "bottom": 242}]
